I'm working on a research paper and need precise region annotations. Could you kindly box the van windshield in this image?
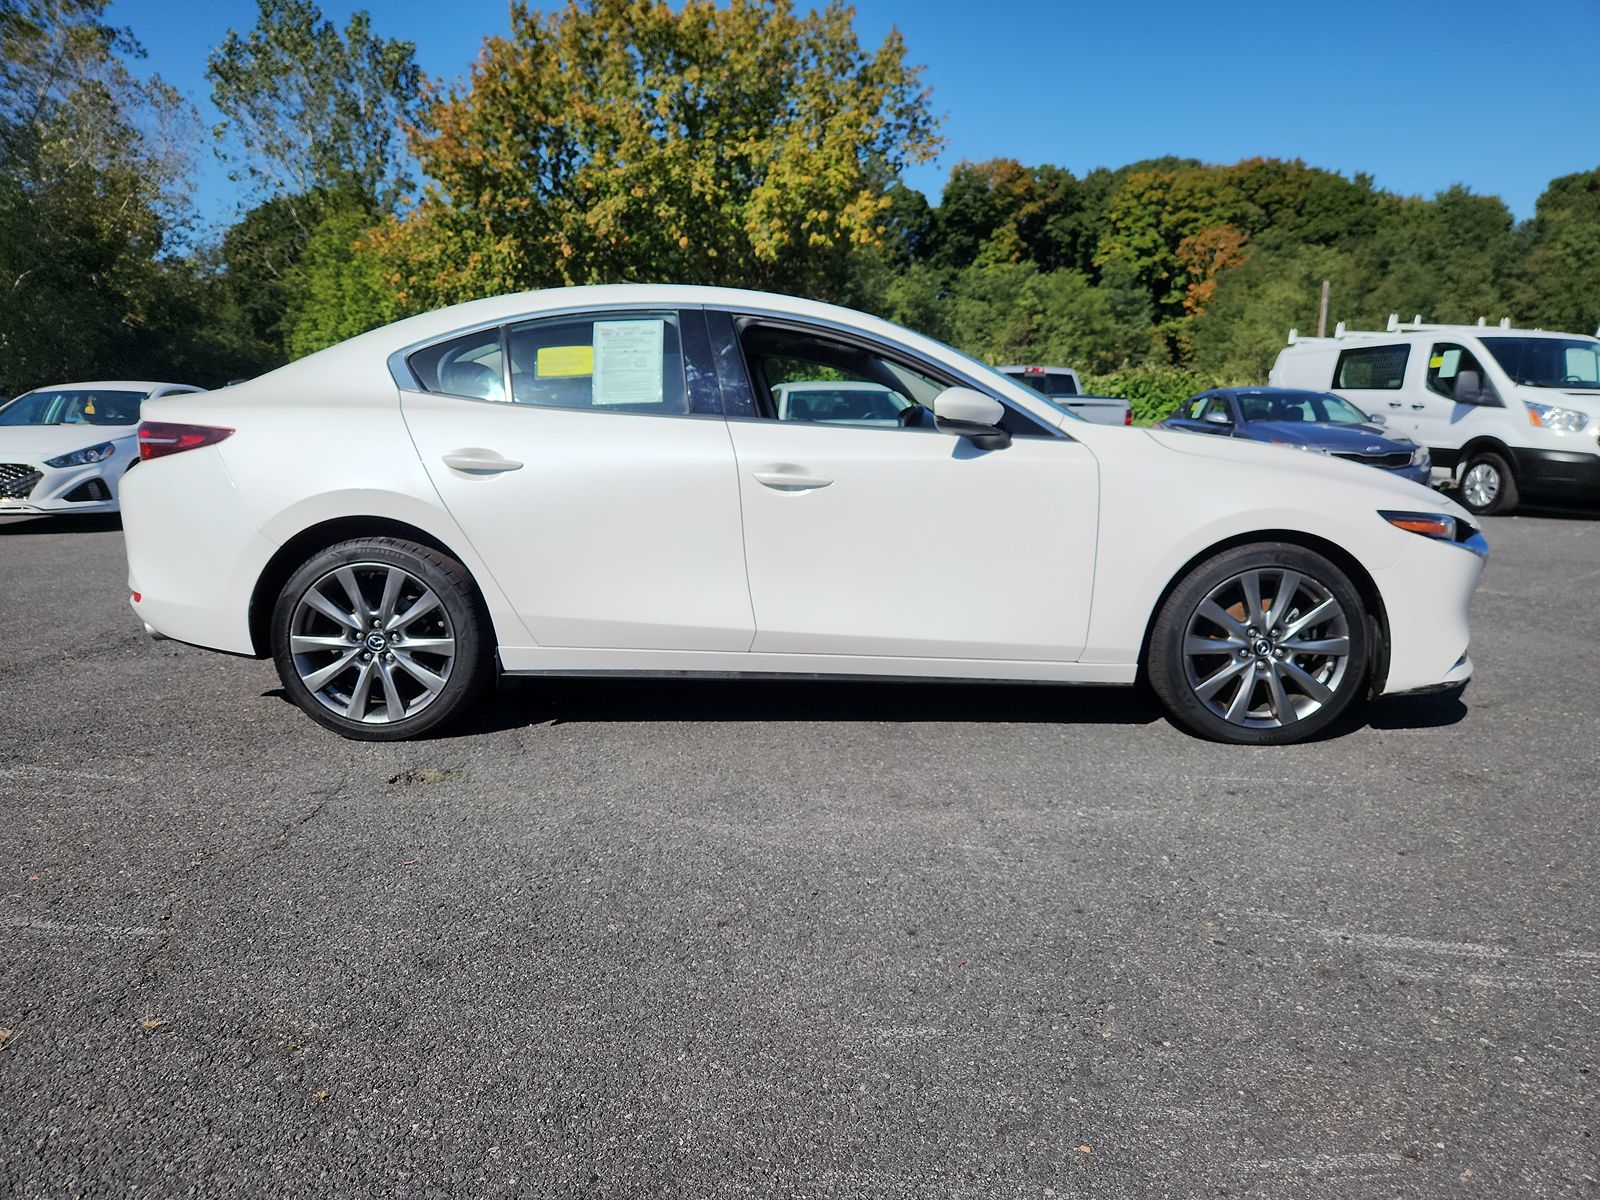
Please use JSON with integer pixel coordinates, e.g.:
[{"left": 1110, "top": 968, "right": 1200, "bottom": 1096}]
[{"left": 1479, "top": 337, "right": 1600, "bottom": 389}]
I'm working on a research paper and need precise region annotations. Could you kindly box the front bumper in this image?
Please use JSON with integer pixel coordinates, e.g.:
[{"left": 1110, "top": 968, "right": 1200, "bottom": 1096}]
[
  {"left": 0, "top": 460, "right": 123, "bottom": 514},
  {"left": 1510, "top": 446, "right": 1600, "bottom": 499}
]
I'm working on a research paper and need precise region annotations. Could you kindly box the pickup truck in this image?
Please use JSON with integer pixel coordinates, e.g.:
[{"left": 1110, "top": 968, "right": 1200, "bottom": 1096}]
[{"left": 998, "top": 365, "right": 1132, "bottom": 426}]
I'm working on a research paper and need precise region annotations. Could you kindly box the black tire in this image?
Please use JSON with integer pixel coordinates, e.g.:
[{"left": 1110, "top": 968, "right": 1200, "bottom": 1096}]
[
  {"left": 1147, "top": 543, "right": 1372, "bottom": 746},
  {"left": 1455, "top": 448, "right": 1518, "bottom": 516},
  {"left": 270, "top": 537, "right": 491, "bottom": 741}
]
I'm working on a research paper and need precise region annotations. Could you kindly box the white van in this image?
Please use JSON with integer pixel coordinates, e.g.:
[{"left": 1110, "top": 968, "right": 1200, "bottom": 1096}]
[{"left": 1270, "top": 317, "right": 1600, "bottom": 515}]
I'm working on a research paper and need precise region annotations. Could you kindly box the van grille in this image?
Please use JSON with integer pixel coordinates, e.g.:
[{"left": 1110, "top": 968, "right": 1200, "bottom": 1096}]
[{"left": 0, "top": 463, "right": 42, "bottom": 499}]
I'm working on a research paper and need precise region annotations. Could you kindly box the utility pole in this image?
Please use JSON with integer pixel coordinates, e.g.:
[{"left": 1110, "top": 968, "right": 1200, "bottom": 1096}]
[{"left": 1317, "top": 279, "right": 1330, "bottom": 338}]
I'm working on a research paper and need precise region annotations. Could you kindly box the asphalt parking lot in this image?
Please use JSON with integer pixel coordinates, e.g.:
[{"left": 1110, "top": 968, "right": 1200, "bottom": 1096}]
[{"left": 1, "top": 511, "right": 1596, "bottom": 1197}]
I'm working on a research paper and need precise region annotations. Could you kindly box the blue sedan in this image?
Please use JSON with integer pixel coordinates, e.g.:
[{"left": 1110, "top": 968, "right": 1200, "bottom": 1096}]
[{"left": 1161, "top": 387, "right": 1432, "bottom": 486}]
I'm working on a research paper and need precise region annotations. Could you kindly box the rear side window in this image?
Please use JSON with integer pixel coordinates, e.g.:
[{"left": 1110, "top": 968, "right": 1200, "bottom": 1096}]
[
  {"left": 505, "top": 311, "right": 689, "bottom": 414},
  {"left": 410, "top": 328, "right": 506, "bottom": 402},
  {"left": 1334, "top": 344, "right": 1410, "bottom": 390}
]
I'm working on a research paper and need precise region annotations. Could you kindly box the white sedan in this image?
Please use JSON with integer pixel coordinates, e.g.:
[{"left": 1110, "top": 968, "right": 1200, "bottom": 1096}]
[
  {"left": 121, "top": 286, "right": 1485, "bottom": 745},
  {"left": 0, "top": 381, "right": 202, "bottom": 516}
]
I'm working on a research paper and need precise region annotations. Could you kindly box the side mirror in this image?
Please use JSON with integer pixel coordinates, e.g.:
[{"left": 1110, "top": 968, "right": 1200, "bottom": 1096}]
[
  {"left": 1366, "top": 411, "right": 1387, "bottom": 427},
  {"left": 1454, "top": 369, "right": 1482, "bottom": 405},
  {"left": 1202, "top": 410, "right": 1231, "bottom": 425},
  {"left": 933, "top": 387, "right": 1011, "bottom": 450}
]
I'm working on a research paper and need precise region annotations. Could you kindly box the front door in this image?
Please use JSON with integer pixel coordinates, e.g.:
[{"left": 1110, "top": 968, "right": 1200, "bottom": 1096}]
[
  {"left": 714, "top": 314, "right": 1099, "bottom": 661},
  {"left": 400, "top": 310, "right": 754, "bottom": 651}
]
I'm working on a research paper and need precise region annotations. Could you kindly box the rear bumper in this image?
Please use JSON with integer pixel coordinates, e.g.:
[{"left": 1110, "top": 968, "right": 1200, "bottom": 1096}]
[{"left": 1511, "top": 446, "right": 1600, "bottom": 498}]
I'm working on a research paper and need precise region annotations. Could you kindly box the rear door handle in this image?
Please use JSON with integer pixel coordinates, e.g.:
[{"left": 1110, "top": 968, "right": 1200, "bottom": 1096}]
[
  {"left": 1388, "top": 401, "right": 1402, "bottom": 408},
  {"left": 1410, "top": 403, "right": 1425, "bottom": 410},
  {"left": 752, "top": 469, "right": 833, "bottom": 491},
  {"left": 442, "top": 450, "right": 523, "bottom": 474}
]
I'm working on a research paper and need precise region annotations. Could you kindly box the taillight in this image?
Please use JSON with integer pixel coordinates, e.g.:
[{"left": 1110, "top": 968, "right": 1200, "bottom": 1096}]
[
  {"left": 138, "top": 422, "right": 234, "bottom": 461},
  {"left": 1124, "top": 408, "right": 1133, "bottom": 426}
]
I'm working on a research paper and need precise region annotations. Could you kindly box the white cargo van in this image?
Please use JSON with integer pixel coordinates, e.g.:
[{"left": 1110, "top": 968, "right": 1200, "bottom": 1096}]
[{"left": 1270, "top": 317, "right": 1600, "bottom": 515}]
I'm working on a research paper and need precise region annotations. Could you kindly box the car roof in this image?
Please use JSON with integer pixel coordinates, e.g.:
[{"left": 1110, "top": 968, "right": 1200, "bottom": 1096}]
[
  {"left": 1216, "top": 387, "right": 1337, "bottom": 400},
  {"left": 996, "top": 365, "right": 1076, "bottom": 374},
  {"left": 21, "top": 381, "right": 200, "bottom": 394}
]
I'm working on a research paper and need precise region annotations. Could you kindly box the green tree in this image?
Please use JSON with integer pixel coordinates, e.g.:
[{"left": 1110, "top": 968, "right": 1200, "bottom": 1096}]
[
  {"left": 206, "top": 0, "right": 422, "bottom": 218},
  {"left": 342, "top": 0, "right": 940, "bottom": 323},
  {"left": 1518, "top": 169, "right": 1600, "bottom": 333}
]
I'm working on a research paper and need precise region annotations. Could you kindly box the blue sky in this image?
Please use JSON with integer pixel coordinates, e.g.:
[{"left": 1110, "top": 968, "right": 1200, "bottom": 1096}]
[{"left": 112, "top": 0, "right": 1600, "bottom": 232}]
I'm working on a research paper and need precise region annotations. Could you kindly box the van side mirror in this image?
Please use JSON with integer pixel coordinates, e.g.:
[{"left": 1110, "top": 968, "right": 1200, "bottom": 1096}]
[
  {"left": 1455, "top": 369, "right": 1483, "bottom": 405},
  {"left": 934, "top": 386, "right": 1011, "bottom": 450}
]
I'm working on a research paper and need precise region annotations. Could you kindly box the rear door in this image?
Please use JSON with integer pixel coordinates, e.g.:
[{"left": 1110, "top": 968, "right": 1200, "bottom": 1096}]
[
  {"left": 1331, "top": 342, "right": 1420, "bottom": 437},
  {"left": 399, "top": 308, "right": 755, "bottom": 652},
  {"left": 712, "top": 313, "right": 1100, "bottom": 661}
]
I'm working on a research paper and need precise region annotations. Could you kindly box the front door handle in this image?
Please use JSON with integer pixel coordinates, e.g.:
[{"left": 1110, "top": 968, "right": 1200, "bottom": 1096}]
[
  {"left": 1388, "top": 401, "right": 1403, "bottom": 408},
  {"left": 753, "top": 469, "right": 833, "bottom": 491},
  {"left": 1410, "top": 403, "right": 1425, "bottom": 410},
  {"left": 442, "top": 449, "right": 524, "bottom": 474}
]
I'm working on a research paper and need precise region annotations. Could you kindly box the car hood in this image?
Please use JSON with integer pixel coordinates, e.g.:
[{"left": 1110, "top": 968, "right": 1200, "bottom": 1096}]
[
  {"left": 1143, "top": 427, "right": 1453, "bottom": 509},
  {"left": 1237, "top": 420, "right": 1412, "bottom": 450},
  {"left": 0, "top": 424, "right": 137, "bottom": 461}
]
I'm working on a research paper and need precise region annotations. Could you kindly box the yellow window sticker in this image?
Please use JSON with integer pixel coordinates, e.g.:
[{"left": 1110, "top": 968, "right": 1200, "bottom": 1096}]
[
  {"left": 537, "top": 345, "right": 593, "bottom": 377},
  {"left": 1429, "top": 355, "right": 1444, "bottom": 369},
  {"left": 84, "top": 398, "right": 96, "bottom": 414}
]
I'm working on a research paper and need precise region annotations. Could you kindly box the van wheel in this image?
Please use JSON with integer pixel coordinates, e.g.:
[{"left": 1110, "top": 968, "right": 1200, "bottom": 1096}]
[
  {"left": 1457, "top": 449, "right": 1518, "bottom": 516},
  {"left": 270, "top": 537, "right": 491, "bottom": 740},
  {"left": 1147, "top": 543, "right": 1371, "bottom": 746}
]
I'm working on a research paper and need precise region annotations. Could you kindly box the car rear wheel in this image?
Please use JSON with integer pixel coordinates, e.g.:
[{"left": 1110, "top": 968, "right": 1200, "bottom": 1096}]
[
  {"left": 271, "top": 537, "right": 490, "bottom": 741},
  {"left": 1456, "top": 449, "right": 1518, "bottom": 516},
  {"left": 1147, "top": 543, "right": 1371, "bottom": 745}
]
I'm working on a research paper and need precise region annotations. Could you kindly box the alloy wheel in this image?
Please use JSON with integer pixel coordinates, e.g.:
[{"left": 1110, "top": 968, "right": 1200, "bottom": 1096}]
[
  {"left": 1181, "top": 567, "right": 1351, "bottom": 729},
  {"left": 288, "top": 562, "right": 457, "bottom": 724}
]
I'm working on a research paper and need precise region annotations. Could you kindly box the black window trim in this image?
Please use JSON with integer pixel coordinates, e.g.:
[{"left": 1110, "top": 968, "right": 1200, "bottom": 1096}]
[
  {"left": 709, "top": 308, "right": 1066, "bottom": 439},
  {"left": 389, "top": 304, "right": 721, "bottom": 421}
]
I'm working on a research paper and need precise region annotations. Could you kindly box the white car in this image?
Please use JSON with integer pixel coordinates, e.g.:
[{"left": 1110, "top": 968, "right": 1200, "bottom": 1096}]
[
  {"left": 0, "top": 381, "right": 202, "bottom": 516},
  {"left": 121, "top": 285, "right": 1485, "bottom": 745}
]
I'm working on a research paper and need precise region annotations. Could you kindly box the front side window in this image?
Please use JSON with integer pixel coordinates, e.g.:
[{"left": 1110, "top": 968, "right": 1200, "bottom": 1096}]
[
  {"left": 1427, "top": 342, "right": 1497, "bottom": 404},
  {"left": 507, "top": 311, "right": 688, "bottom": 414},
  {"left": 735, "top": 320, "right": 1053, "bottom": 437},
  {"left": 0, "top": 389, "right": 145, "bottom": 427},
  {"left": 1199, "top": 395, "right": 1232, "bottom": 422},
  {"left": 1334, "top": 344, "right": 1410, "bottom": 390},
  {"left": 1480, "top": 336, "right": 1600, "bottom": 389}
]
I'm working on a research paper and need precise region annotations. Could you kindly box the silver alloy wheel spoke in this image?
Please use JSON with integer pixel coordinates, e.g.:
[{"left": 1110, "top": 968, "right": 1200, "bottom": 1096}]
[
  {"left": 378, "top": 567, "right": 404, "bottom": 627},
  {"left": 346, "top": 658, "right": 378, "bottom": 718},
  {"left": 302, "top": 587, "right": 361, "bottom": 632},
  {"left": 1265, "top": 664, "right": 1297, "bottom": 724},
  {"left": 1224, "top": 663, "right": 1258, "bottom": 721},
  {"left": 391, "top": 650, "right": 446, "bottom": 695},
  {"left": 289, "top": 561, "right": 456, "bottom": 724},
  {"left": 1182, "top": 566, "right": 1350, "bottom": 729},
  {"left": 302, "top": 648, "right": 360, "bottom": 692},
  {"left": 388, "top": 591, "right": 440, "bottom": 633},
  {"left": 377, "top": 660, "right": 406, "bottom": 721}
]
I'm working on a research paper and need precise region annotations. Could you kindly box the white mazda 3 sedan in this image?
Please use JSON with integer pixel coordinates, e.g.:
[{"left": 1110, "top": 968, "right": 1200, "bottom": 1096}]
[
  {"left": 120, "top": 285, "right": 1485, "bottom": 745},
  {"left": 0, "top": 381, "right": 202, "bottom": 515}
]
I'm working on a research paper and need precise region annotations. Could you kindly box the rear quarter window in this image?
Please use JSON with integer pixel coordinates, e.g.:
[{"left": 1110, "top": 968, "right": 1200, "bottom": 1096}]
[{"left": 1334, "top": 344, "right": 1410, "bottom": 390}]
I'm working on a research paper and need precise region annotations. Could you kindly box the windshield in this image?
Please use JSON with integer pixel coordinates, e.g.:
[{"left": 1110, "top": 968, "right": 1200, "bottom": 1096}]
[
  {"left": 1479, "top": 337, "right": 1600, "bottom": 389},
  {"left": 1239, "top": 391, "right": 1371, "bottom": 425},
  {"left": 0, "top": 389, "right": 146, "bottom": 427}
]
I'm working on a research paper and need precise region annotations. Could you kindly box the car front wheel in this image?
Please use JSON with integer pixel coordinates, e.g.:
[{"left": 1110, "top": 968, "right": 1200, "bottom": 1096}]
[
  {"left": 270, "top": 537, "right": 490, "bottom": 740},
  {"left": 1147, "top": 544, "right": 1371, "bottom": 745}
]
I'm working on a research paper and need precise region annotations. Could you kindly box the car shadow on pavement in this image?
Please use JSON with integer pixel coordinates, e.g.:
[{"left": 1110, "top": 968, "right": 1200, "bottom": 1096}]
[
  {"left": 0, "top": 514, "right": 122, "bottom": 534},
  {"left": 446, "top": 676, "right": 1169, "bottom": 735}
]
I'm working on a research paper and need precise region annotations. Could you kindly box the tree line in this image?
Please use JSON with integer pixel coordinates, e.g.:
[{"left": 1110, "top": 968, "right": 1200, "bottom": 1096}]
[{"left": 4, "top": 0, "right": 1598, "bottom": 418}]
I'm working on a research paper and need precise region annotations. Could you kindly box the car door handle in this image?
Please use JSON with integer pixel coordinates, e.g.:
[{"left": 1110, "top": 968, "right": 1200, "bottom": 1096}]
[
  {"left": 1388, "top": 401, "right": 1403, "bottom": 408},
  {"left": 1410, "top": 403, "right": 1425, "bottom": 410},
  {"left": 442, "top": 450, "right": 523, "bottom": 474},
  {"left": 752, "top": 469, "right": 833, "bottom": 491}
]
